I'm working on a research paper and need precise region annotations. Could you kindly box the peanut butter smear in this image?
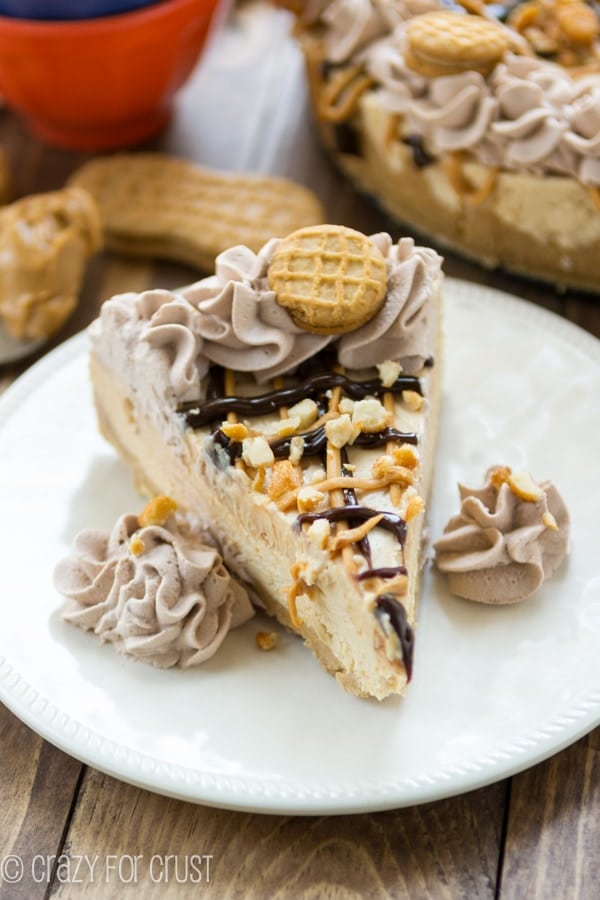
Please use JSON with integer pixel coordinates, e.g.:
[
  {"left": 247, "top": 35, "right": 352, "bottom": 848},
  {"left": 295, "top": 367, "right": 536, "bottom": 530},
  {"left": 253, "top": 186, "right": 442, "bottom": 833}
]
[
  {"left": 0, "top": 186, "right": 101, "bottom": 340},
  {"left": 434, "top": 466, "right": 570, "bottom": 604}
]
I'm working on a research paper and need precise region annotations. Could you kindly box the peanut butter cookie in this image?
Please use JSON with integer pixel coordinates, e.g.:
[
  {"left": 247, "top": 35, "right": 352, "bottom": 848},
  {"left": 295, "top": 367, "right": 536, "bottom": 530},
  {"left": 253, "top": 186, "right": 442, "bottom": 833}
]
[
  {"left": 405, "top": 11, "right": 510, "bottom": 77},
  {"left": 267, "top": 224, "right": 388, "bottom": 335}
]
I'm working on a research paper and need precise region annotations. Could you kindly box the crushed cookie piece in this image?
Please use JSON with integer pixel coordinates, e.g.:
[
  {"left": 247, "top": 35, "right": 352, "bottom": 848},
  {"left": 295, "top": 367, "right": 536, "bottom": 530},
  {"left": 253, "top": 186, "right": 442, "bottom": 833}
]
[
  {"left": 242, "top": 436, "right": 275, "bottom": 468},
  {"left": 377, "top": 359, "right": 402, "bottom": 387},
  {"left": 352, "top": 397, "right": 389, "bottom": 431},
  {"left": 268, "top": 459, "right": 301, "bottom": 500},
  {"left": 307, "top": 517, "right": 331, "bottom": 549},
  {"left": 138, "top": 495, "right": 178, "bottom": 527},
  {"left": 289, "top": 434, "right": 305, "bottom": 464},
  {"left": 372, "top": 455, "right": 414, "bottom": 486},
  {"left": 298, "top": 484, "right": 325, "bottom": 513},
  {"left": 489, "top": 465, "right": 512, "bottom": 490},
  {"left": 275, "top": 415, "right": 301, "bottom": 437},
  {"left": 508, "top": 471, "right": 543, "bottom": 502},
  {"left": 129, "top": 535, "right": 145, "bottom": 556},
  {"left": 288, "top": 397, "right": 319, "bottom": 428},
  {"left": 221, "top": 421, "right": 249, "bottom": 441},
  {"left": 405, "top": 495, "right": 425, "bottom": 522},
  {"left": 392, "top": 444, "right": 419, "bottom": 469},
  {"left": 402, "top": 390, "right": 424, "bottom": 412},
  {"left": 325, "top": 413, "right": 358, "bottom": 448},
  {"left": 256, "top": 631, "right": 279, "bottom": 651},
  {"left": 542, "top": 511, "right": 559, "bottom": 530}
]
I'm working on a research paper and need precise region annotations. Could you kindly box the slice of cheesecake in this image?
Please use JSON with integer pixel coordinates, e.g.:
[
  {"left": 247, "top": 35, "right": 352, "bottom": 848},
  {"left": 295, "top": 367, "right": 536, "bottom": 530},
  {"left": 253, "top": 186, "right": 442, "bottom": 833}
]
[{"left": 89, "top": 225, "right": 443, "bottom": 699}]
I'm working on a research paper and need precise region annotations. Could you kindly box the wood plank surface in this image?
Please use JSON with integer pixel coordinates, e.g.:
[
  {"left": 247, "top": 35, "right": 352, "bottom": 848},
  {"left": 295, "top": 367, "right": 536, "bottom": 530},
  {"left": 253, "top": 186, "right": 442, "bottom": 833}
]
[
  {"left": 51, "top": 770, "right": 505, "bottom": 899},
  {"left": 501, "top": 730, "right": 600, "bottom": 900},
  {"left": 0, "top": 2, "right": 598, "bottom": 898},
  {"left": 0, "top": 705, "right": 83, "bottom": 900}
]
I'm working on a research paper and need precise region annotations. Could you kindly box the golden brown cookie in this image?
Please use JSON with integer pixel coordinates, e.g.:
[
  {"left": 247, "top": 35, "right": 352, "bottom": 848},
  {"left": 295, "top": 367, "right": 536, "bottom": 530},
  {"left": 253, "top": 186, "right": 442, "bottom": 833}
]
[
  {"left": 267, "top": 224, "right": 388, "bottom": 335},
  {"left": 0, "top": 186, "right": 101, "bottom": 340},
  {"left": 69, "top": 154, "right": 324, "bottom": 271},
  {"left": 405, "top": 11, "right": 510, "bottom": 78}
]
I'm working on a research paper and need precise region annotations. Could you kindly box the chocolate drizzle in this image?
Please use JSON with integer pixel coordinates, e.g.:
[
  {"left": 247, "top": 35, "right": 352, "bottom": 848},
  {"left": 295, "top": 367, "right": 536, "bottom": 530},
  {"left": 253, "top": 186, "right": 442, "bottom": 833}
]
[
  {"left": 340, "top": 454, "right": 371, "bottom": 564},
  {"left": 185, "top": 362, "right": 421, "bottom": 672},
  {"left": 296, "top": 507, "right": 407, "bottom": 545},
  {"left": 177, "top": 370, "right": 422, "bottom": 428},
  {"left": 214, "top": 423, "right": 418, "bottom": 464},
  {"left": 375, "top": 594, "right": 414, "bottom": 681},
  {"left": 403, "top": 134, "right": 435, "bottom": 169},
  {"left": 357, "top": 566, "right": 407, "bottom": 581}
]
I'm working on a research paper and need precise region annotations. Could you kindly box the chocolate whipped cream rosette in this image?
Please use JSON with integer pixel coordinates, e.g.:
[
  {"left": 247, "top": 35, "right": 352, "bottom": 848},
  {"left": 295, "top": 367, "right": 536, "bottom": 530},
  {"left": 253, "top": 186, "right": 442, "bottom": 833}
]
[
  {"left": 54, "top": 496, "right": 254, "bottom": 668},
  {"left": 434, "top": 466, "right": 570, "bottom": 605},
  {"left": 283, "top": 0, "right": 600, "bottom": 292}
]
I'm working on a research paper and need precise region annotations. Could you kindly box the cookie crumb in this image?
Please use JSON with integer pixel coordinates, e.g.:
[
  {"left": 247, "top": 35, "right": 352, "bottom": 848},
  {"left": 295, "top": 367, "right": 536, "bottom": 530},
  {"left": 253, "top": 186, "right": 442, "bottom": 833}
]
[{"left": 256, "top": 631, "right": 279, "bottom": 651}]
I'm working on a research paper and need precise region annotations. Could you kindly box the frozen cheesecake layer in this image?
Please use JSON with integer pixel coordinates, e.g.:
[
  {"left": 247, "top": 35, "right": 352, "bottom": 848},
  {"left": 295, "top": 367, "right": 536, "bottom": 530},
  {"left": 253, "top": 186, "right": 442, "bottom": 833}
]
[{"left": 89, "top": 227, "right": 443, "bottom": 699}]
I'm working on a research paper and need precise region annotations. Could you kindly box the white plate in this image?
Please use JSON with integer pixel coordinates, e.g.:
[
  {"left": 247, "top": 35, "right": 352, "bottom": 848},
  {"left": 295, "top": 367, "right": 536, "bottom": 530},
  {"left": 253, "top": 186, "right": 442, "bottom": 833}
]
[
  {"left": 0, "top": 279, "right": 599, "bottom": 815},
  {"left": 0, "top": 321, "right": 45, "bottom": 364}
]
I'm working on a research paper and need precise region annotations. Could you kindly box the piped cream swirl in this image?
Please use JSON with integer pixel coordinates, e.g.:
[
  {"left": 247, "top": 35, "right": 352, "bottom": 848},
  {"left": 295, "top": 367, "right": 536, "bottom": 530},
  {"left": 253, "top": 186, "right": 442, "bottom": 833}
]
[
  {"left": 141, "top": 290, "right": 207, "bottom": 397},
  {"left": 323, "top": 0, "right": 438, "bottom": 63},
  {"left": 434, "top": 467, "right": 570, "bottom": 605},
  {"left": 490, "top": 56, "right": 574, "bottom": 174},
  {"left": 321, "top": 0, "right": 391, "bottom": 63},
  {"left": 182, "top": 242, "right": 332, "bottom": 384},
  {"left": 407, "top": 70, "right": 497, "bottom": 153},
  {"left": 92, "top": 233, "right": 441, "bottom": 394},
  {"left": 338, "top": 235, "right": 441, "bottom": 371},
  {"left": 340, "top": 6, "right": 600, "bottom": 184},
  {"left": 563, "top": 79, "right": 600, "bottom": 186},
  {"left": 93, "top": 289, "right": 207, "bottom": 403},
  {"left": 55, "top": 510, "right": 254, "bottom": 667}
]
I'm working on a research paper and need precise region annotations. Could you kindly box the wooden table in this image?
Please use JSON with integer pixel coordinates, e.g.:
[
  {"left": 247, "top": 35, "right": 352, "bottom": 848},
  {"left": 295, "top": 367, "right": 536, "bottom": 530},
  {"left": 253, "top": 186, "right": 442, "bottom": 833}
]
[{"left": 1, "top": 2, "right": 598, "bottom": 897}]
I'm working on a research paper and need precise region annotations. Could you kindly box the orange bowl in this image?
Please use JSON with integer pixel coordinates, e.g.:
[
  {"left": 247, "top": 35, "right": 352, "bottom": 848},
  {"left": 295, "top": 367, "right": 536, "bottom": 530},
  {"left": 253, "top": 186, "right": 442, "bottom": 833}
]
[{"left": 0, "top": 0, "right": 224, "bottom": 150}]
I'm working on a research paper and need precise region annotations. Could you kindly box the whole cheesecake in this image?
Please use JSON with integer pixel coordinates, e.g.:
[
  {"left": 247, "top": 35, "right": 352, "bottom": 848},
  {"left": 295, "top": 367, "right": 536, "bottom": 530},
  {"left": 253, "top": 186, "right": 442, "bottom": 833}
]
[
  {"left": 89, "top": 225, "right": 443, "bottom": 699},
  {"left": 285, "top": 0, "right": 600, "bottom": 292}
]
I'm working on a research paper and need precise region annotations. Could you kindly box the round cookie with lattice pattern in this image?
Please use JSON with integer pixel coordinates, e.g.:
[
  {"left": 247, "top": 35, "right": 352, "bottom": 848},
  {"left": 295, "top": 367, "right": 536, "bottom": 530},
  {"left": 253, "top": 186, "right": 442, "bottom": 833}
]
[
  {"left": 405, "top": 10, "right": 511, "bottom": 78},
  {"left": 267, "top": 224, "right": 388, "bottom": 335}
]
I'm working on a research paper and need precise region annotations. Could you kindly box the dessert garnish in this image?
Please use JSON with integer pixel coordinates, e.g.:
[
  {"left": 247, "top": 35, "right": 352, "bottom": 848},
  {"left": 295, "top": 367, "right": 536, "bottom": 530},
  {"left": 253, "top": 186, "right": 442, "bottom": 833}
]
[
  {"left": 434, "top": 465, "right": 570, "bottom": 604},
  {"left": 267, "top": 224, "right": 388, "bottom": 334},
  {"left": 404, "top": 10, "right": 512, "bottom": 78},
  {"left": 54, "top": 496, "right": 254, "bottom": 668}
]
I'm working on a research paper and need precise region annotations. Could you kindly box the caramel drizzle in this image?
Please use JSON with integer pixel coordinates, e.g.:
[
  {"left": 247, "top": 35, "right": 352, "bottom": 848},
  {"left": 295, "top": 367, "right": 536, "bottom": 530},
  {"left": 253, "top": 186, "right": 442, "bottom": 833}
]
[
  {"left": 587, "top": 186, "right": 600, "bottom": 213},
  {"left": 385, "top": 112, "right": 402, "bottom": 152},
  {"left": 286, "top": 562, "right": 306, "bottom": 629},
  {"left": 317, "top": 63, "right": 375, "bottom": 124},
  {"left": 195, "top": 363, "right": 421, "bottom": 659},
  {"left": 443, "top": 151, "right": 498, "bottom": 207},
  {"left": 325, "top": 371, "right": 359, "bottom": 577}
]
